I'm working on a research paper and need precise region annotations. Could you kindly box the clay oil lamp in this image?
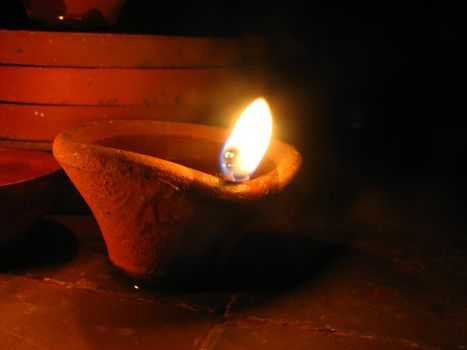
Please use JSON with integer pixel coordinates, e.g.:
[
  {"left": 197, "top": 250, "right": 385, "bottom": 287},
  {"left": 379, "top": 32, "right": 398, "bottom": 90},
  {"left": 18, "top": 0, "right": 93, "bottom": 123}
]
[
  {"left": 53, "top": 98, "right": 302, "bottom": 282},
  {"left": 22, "top": 0, "right": 127, "bottom": 29},
  {"left": 0, "top": 148, "right": 62, "bottom": 251}
]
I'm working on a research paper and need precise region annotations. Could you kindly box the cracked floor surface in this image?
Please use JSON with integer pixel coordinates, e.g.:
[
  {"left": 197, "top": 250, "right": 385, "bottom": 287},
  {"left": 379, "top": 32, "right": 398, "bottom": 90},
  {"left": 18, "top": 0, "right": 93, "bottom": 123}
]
[{"left": 0, "top": 181, "right": 466, "bottom": 350}]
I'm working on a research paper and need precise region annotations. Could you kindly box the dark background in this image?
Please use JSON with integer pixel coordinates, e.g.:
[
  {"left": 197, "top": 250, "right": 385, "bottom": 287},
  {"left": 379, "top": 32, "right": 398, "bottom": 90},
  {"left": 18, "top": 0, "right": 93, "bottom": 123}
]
[{"left": 2, "top": 0, "right": 465, "bottom": 201}]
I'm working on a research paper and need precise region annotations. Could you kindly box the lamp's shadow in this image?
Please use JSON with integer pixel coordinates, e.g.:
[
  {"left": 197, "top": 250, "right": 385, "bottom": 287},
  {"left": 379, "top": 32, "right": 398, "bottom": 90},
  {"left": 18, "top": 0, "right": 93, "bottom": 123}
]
[
  {"left": 217, "top": 230, "right": 347, "bottom": 292},
  {"left": 0, "top": 219, "right": 79, "bottom": 271},
  {"left": 150, "top": 229, "right": 348, "bottom": 294}
]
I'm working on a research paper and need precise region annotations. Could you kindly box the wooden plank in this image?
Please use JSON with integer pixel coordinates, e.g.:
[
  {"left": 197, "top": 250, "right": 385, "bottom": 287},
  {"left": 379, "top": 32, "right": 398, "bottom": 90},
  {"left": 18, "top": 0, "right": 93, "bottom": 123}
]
[
  {"left": 0, "top": 29, "right": 263, "bottom": 68},
  {"left": 0, "top": 65, "right": 258, "bottom": 106},
  {"left": 0, "top": 103, "right": 211, "bottom": 141}
]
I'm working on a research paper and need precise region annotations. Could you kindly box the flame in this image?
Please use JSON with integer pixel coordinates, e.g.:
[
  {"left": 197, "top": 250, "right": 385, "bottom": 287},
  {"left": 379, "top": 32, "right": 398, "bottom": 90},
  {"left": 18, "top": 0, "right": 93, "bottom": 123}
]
[{"left": 220, "top": 98, "right": 273, "bottom": 182}]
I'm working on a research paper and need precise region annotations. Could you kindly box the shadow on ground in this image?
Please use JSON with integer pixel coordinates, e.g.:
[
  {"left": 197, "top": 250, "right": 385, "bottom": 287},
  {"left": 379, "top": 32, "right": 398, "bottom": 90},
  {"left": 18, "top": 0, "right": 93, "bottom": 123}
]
[
  {"left": 216, "top": 230, "right": 348, "bottom": 292},
  {"left": 146, "top": 229, "right": 349, "bottom": 295},
  {"left": 0, "top": 219, "right": 79, "bottom": 271}
]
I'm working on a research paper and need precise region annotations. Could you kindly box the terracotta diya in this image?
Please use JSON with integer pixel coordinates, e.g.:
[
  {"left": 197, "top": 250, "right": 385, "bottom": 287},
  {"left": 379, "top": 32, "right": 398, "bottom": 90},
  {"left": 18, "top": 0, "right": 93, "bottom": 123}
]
[
  {"left": 53, "top": 100, "right": 301, "bottom": 281},
  {"left": 0, "top": 148, "right": 63, "bottom": 251},
  {"left": 23, "top": 0, "right": 127, "bottom": 28}
]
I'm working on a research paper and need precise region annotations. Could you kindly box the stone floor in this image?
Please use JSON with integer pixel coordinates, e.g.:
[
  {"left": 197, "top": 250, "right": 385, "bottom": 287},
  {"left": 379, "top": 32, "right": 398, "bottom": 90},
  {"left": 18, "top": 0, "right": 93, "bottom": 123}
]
[{"left": 0, "top": 180, "right": 466, "bottom": 349}]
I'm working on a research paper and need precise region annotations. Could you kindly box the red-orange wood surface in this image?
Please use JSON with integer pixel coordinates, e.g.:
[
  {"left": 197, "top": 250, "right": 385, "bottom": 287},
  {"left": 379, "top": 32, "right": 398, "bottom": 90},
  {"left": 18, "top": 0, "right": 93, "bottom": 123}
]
[
  {"left": 0, "top": 65, "right": 259, "bottom": 106},
  {"left": 0, "top": 30, "right": 263, "bottom": 68},
  {"left": 0, "top": 103, "right": 209, "bottom": 141}
]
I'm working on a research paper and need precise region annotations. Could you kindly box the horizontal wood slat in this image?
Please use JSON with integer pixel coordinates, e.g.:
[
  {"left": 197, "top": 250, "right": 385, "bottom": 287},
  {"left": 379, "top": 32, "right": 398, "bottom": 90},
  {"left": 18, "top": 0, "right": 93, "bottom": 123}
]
[
  {"left": 0, "top": 30, "right": 263, "bottom": 68},
  {"left": 0, "top": 65, "right": 259, "bottom": 106}
]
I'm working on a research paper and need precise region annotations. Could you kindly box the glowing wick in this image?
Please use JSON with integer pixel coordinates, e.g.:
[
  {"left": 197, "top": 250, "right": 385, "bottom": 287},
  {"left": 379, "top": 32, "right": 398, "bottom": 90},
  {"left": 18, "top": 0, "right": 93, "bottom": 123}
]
[{"left": 220, "top": 98, "right": 273, "bottom": 183}]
